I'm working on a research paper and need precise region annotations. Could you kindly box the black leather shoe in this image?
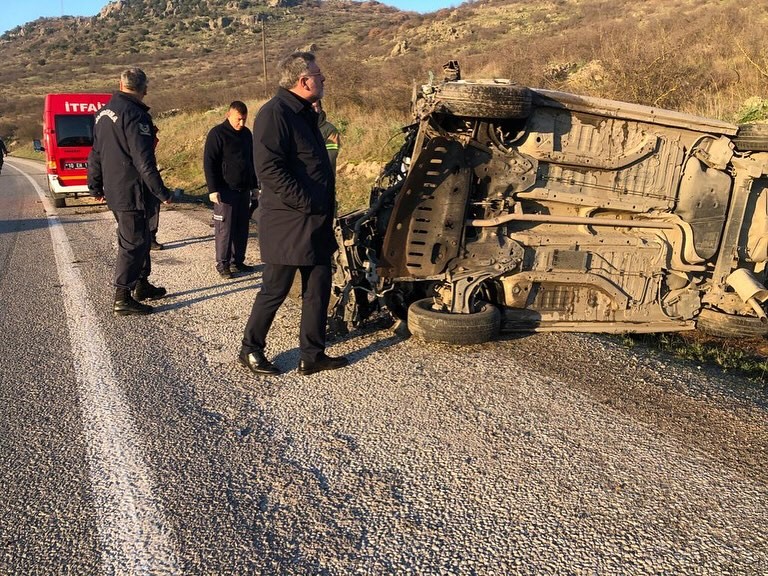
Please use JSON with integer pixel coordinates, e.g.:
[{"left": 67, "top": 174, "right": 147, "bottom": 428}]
[
  {"left": 238, "top": 350, "right": 281, "bottom": 376},
  {"left": 150, "top": 240, "right": 164, "bottom": 251},
  {"left": 218, "top": 266, "right": 233, "bottom": 279},
  {"left": 233, "top": 262, "right": 255, "bottom": 273},
  {"left": 133, "top": 279, "right": 167, "bottom": 301},
  {"left": 113, "top": 296, "right": 153, "bottom": 316},
  {"left": 297, "top": 353, "right": 349, "bottom": 376}
]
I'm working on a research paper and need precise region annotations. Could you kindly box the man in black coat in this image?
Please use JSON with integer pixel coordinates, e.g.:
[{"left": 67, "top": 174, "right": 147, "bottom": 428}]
[
  {"left": 238, "top": 52, "right": 349, "bottom": 376},
  {"left": 88, "top": 67, "right": 172, "bottom": 316},
  {"left": 203, "top": 101, "right": 258, "bottom": 279}
]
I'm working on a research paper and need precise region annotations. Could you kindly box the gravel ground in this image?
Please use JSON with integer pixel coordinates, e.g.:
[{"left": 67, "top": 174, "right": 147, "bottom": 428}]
[{"left": 146, "top": 205, "right": 768, "bottom": 575}]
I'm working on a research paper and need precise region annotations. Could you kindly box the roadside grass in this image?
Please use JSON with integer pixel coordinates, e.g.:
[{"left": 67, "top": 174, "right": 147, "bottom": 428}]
[
  {"left": 620, "top": 332, "right": 768, "bottom": 389},
  {"left": 6, "top": 145, "right": 41, "bottom": 161}
]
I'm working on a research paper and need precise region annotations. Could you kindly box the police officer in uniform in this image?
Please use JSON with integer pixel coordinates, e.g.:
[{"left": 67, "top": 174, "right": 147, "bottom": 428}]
[
  {"left": 203, "top": 100, "right": 258, "bottom": 279},
  {"left": 88, "top": 67, "right": 172, "bottom": 316}
]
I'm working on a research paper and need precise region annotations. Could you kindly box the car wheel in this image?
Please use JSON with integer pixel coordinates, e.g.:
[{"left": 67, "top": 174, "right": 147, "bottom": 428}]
[
  {"left": 53, "top": 196, "right": 66, "bottom": 208},
  {"left": 407, "top": 297, "right": 501, "bottom": 345},
  {"left": 696, "top": 307, "right": 768, "bottom": 338},
  {"left": 732, "top": 124, "right": 768, "bottom": 152},
  {"left": 437, "top": 81, "right": 532, "bottom": 119}
]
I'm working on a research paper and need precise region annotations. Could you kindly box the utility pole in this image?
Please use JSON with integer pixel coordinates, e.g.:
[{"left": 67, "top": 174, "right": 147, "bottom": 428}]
[{"left": 261, "top": 20, "right": 268, "bottom": 98}]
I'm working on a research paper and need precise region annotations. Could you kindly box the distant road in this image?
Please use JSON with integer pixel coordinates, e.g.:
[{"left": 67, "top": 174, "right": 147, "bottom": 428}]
[{"left": 1, "top": 158, "right": 766, "bottom": 575}]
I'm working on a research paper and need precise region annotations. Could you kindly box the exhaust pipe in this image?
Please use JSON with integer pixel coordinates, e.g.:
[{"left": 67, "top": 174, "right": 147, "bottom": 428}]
[{"left": 726, "top": 268, "right": 768, "bottom": 324}]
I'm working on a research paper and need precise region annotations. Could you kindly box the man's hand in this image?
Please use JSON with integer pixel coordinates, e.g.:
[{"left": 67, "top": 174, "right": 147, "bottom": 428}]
[
  {"left": 161, "top": 187, "right": 175, "bottom": 205},
  {"left": 209, "top": 192, "right": 221, "bottom": 204}
]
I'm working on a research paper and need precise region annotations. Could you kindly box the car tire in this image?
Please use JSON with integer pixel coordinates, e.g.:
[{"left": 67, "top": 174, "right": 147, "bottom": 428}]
[
  {"left": 407, "top": 297, "right": 501, "bottom": 345},
  {"left": 436, "top": 81, "right": 532, "bottom": 119},
  {"left": 53, "top": 196, "right": 66, "bottom": 208},
  {"left": 696, "top": 307, "right": 768, "bottom": 338},
  {"left": 732, "top": 124, "right": 768, "bottom": 152}
]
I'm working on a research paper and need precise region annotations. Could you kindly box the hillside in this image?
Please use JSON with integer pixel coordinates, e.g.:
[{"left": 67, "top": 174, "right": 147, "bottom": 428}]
[{"left": 2, "top": 0, "right": 768, "bottom": 200}]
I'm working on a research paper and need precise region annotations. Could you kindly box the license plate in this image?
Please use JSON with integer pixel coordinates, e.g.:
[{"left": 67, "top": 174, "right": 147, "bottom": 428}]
[{"left": 63, "top": 161, "right": 87, "bottom": 170}]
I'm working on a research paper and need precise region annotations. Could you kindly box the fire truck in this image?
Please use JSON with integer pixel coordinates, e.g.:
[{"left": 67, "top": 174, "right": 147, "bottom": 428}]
[{"left": 41, "top": 93, "right": 110, "bottom": 207}]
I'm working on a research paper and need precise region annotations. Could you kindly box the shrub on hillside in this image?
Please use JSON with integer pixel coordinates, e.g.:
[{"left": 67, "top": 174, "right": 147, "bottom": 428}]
[{"left": 737, "top": 98, "right": 768, "bottom": 124}]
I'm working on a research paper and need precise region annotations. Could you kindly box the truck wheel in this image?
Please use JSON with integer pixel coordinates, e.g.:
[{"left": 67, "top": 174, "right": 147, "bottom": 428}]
[
  {"left": 732, "top": 124, "right": 768, "bottom": 152},
  {"left": 407, "top": 298, "right": 501, "bottom": 345},
  {"left": 696, "top": 308, "right": 768, "bottom": 338},
  {"left": 437, "top": 81, "right": 532, "bottom": 119},
  {"left": 53, "top": 196, "right": 66, "bottom": 208}
]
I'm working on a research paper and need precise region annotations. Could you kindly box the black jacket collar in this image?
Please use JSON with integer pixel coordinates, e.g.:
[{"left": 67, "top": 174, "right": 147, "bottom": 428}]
[
  {"left": 277, "top": 87, "right": 312, "bottom": 114},
  {"left": 113, "top": 90, "right": 150, "bottom": 112}
]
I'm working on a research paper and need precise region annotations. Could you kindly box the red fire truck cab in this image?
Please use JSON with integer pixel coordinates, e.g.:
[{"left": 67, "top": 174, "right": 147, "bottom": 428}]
[{"left": 42, "top": 93, "right": 110, "bottom": 207}]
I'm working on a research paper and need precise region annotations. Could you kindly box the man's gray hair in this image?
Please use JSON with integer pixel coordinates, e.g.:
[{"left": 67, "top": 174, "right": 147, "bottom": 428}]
[
  {"left": 277, "top": 52, "right": 315, "bottom": 89},
  {"left": 120, "top": 68, "right": 148, "bottom": 93}
]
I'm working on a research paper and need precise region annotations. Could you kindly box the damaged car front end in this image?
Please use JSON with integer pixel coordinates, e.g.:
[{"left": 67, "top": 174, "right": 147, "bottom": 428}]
[{"left": 330, "top": 62, "right": 768, "bottom": 344}]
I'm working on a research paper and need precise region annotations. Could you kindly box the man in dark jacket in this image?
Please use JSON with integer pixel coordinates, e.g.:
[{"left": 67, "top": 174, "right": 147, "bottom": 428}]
[
  {"left": 238, "top": 52, "right": 348, "bottom": 377},
  {"left": 88, "top": 67, "right": 172, "bottom": 316},
  {"left": 203, "top": 101, "right": 258, "bottom": 279}
]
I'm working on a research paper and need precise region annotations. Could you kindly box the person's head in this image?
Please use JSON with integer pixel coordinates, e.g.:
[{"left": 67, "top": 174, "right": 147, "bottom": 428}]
[
  {"left": 278, "top": 52, "right": 324, "bottom": 103},
  {"left": 119, "top": 68, "right": 148, "bottom": 99},
  {"left": 226, "top": 101, "right": 248, "bottom": 131}
]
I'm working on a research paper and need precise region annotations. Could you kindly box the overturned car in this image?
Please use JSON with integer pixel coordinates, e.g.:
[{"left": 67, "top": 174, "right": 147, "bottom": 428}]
[{"left": 329, "top": 62, "right": 768, "bottom": 344}]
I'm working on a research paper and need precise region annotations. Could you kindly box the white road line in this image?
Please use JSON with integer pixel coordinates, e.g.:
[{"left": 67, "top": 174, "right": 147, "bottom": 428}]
[{"left": 11, "top": 162, "right": 181, "bottom": 575}]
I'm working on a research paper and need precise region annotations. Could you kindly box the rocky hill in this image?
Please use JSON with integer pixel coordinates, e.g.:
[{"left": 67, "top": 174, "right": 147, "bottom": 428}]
[{"left": 1, "top": 0, "right": 767, "bottom": 143}]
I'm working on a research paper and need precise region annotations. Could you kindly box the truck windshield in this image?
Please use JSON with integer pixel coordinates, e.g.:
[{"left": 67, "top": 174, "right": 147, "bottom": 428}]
[{"left": 55, "top": 114, "right": 95, "bottom": 147}]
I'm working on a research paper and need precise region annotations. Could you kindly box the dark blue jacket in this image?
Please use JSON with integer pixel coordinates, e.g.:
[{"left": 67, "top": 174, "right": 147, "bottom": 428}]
[
  {"left": 253, "top": 88, "right": 336, "bottom": 265},
  {"left": 87, "top": 91, "right": 170, "bottom": 211},
  {"left": 203, "top": 120, "right": 257, "bottom": 193}
]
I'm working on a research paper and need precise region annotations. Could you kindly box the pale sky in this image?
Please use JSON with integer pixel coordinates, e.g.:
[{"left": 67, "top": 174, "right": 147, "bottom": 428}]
[{"left": 1, "top": 0, "right": 460, "bottom": 36}]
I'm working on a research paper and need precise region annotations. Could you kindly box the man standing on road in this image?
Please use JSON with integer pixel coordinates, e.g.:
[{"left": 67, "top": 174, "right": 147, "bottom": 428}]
[
  {"left": 238, "top": 52, "right": 348, "bottom": 376},
  {"left": 203, "top": 101, "right": 258, "bottom": 279},
  {"left": 0, "top": 136, "right": 8, "bottom": 174},
  {"left": 88, "top": 67, "right": 172, "bottom": 316}
]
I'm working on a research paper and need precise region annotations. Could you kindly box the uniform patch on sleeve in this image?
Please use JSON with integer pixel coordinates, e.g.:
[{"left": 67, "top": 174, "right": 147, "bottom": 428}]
[{"left": 139, "top": 123, "right": 152, "bottom": 136}]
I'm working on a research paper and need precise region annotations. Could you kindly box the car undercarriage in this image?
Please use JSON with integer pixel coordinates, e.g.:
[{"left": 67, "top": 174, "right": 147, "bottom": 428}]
[{"left": 330, "top": 62, "right": 768, "bottom": 344}]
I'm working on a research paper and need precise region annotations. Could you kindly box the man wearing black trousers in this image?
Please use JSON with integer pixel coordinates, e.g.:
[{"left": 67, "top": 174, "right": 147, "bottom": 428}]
[
  {"left": 88, "top": 67, "right": 172, "bottom": 316},
  {"left": 203, "top": 101, "right": 258, "bottom": 279},
  {"left": 238, "top": 52, "right": 348, "bottom": 376}
]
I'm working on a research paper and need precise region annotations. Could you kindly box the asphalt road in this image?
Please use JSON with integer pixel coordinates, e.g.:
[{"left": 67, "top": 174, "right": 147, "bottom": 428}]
[{"left": 1, "top": 158, "right": 767, "bottom": 575}]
